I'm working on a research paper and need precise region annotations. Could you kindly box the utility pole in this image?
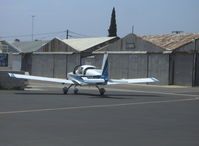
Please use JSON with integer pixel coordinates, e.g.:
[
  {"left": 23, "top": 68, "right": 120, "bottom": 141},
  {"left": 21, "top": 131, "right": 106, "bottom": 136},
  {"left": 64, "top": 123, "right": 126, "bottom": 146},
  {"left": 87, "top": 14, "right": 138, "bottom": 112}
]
[
  {"left": 32, "top": 15, "right": 35, "bottom": 41},
  {"left": 66, "top": 29, "right": 69, "bottom": 39},
  {"left": 132, "top": 25, "right": 134, "bottom": 34},
  {"left": 192, "top": 39, "right": 197, "bottom": 86}
]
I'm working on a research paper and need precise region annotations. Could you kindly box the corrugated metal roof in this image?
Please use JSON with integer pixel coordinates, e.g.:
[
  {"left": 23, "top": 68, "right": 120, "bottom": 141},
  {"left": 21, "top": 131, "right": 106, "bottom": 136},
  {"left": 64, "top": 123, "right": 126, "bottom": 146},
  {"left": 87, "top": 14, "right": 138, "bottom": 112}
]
[
  {"left": 62, "top": 37, "right": 116, "bottom": 52},
  {"left": 0, "top": 41, "right": 20, "bottom": 53},
  {"left": 9, "top": 40, "right": 49, "bottom": 53},
  {"left": 141, "top": 33, "right": 199, "bottom": 50}
]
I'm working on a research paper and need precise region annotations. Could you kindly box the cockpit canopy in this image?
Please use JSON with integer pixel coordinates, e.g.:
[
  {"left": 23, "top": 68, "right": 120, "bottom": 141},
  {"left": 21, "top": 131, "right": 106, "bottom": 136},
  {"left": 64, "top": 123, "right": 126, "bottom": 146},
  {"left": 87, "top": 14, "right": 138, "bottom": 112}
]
[{"left": 74, "top": 65, "right": 96, "bottom": 75}]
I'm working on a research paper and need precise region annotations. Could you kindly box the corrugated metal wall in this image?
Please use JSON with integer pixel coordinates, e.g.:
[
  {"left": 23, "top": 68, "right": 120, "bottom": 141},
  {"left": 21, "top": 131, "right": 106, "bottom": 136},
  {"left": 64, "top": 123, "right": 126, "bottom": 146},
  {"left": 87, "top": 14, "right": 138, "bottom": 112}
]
[
  {"left": 20, "top": 52, "right": 198, "bottom": 86},
  {"left": 82, "top": 53, "right": 170, "bottom": 85},
  {"left": 30, "top": 53, "right": 80, "bottom": 78},
  {"left": 196, "top": 53, "right": 199, "bottom": 86},
  {"left": 173, "top": 53, "right": 193, "bottom": 86}
]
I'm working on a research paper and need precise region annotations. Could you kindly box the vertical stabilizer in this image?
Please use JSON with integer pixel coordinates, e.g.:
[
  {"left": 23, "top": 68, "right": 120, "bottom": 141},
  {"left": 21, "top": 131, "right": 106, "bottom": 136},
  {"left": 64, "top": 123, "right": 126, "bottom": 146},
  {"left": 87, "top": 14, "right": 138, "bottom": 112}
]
[{"left": 101, "top": 54, "right": 108, "bottom": 80}]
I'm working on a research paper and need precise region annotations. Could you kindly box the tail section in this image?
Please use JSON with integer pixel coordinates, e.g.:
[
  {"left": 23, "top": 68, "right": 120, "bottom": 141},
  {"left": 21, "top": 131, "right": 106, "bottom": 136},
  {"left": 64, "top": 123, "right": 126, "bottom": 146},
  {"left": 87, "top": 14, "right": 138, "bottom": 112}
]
[{"left": 101, "top": 54, "right": 108, "bottom": 81}]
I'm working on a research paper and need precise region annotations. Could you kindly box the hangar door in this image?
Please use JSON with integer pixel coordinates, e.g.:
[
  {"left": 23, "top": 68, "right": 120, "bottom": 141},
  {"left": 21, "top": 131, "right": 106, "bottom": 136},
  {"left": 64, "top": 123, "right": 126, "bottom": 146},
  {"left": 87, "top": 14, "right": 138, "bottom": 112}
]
[
  {"left": 195, "top": 53, "right": 199, "bottom": 86},
  {"left": 173, "top": 53, "right": 193, "bottom": 86}
]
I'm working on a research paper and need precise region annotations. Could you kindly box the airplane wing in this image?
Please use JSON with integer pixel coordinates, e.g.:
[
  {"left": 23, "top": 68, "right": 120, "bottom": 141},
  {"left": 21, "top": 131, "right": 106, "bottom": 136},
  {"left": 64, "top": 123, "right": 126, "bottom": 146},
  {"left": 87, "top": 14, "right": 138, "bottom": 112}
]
[
  {"left": 8, "top": 73, "right": 74, "bottom": 84},
  {"left": 107, "top": 77, "right": 159, "bottom": 85}
]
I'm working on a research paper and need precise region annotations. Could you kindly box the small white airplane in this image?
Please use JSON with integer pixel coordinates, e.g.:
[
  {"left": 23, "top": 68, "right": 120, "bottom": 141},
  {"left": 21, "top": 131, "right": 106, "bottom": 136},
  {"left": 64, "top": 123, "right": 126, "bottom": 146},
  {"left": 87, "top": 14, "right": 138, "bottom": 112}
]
[{"left": 8, "top": 54, "right": 158, "bottom": 95}]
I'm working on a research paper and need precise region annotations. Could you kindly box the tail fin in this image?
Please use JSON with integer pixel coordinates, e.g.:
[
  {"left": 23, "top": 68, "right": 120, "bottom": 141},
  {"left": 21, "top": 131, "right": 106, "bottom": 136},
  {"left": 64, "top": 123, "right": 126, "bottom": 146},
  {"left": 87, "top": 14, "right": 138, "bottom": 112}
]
[{"left": 101, "top": 54, "right": 108, "bottom": 81}]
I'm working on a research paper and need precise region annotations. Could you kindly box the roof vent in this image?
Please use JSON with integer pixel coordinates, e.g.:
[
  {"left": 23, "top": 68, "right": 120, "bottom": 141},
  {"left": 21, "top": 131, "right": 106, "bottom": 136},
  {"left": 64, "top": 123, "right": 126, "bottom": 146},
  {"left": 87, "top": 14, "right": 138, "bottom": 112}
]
[
  {"left": 15, "top": 39, "right": 20, "bottom": 42},
  {"left": 172, "top": 31, "right": 184, "bottom": 34}
]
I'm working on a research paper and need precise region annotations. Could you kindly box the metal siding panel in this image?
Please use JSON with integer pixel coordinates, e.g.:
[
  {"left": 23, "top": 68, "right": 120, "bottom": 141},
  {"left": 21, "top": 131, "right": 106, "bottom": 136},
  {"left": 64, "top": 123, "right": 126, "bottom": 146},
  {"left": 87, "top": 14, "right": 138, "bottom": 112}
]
[
  {"left": 54, "top": 55, "right": 67, "bottom": 78},
  {"left": 109, "top": 54, "right": 128, "bottom": 79},
  {"left": 67, "top": 54, "right": 81, "bottom": 73},
  {"left": 128, "top": 54, "right": 148, "bottom": 78},
  {"left": 148, "top": 54, "right": 169, "bottom": 85},
  {"left": 12, "top": 54, "right": 21, "bottom": 71},
  {"left": 173, "top": 53, "right": 193, "bottom": 85},
  {"left": 195, "top": 53, "right": 199, "bottom": 86},
  {"left": 31, "top": 54, "right": 54, "bottom": 77}
]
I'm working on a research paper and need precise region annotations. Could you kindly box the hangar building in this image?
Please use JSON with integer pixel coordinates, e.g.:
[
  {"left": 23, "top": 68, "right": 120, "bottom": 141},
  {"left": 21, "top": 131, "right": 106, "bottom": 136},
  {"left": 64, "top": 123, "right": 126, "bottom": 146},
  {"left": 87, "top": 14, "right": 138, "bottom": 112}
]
[
  {"left": 82, "top": 33, "right": 199, "bottom": 86},
  {"left": 21, "top": 37, "right": 118, "bottom": 78},
  {"left": 1, "top": 34, "right": 199, "bottom": 87}
]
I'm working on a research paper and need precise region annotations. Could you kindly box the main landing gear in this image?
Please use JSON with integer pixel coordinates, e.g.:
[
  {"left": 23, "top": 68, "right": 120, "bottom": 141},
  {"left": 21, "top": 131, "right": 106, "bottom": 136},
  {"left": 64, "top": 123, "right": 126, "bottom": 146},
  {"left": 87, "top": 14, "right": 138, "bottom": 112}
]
[
  {"left": 96, "top": 86, "right": 106, "bottom": 96},
  {"left": 62, "top": 85, "right": 106, "bottom": 95}
]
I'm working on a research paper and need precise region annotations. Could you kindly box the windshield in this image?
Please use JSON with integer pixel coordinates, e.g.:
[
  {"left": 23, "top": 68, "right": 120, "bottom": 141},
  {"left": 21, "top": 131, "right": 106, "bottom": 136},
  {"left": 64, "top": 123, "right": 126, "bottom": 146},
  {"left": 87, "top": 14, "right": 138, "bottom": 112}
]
[{"left": 77, "top": 67, "right": 83, "bottom": 75}]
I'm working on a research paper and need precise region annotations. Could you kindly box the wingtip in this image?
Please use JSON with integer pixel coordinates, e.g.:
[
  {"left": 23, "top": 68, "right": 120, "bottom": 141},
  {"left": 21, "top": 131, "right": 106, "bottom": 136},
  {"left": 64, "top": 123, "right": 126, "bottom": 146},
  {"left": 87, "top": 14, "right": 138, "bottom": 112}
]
[
  {"left": 152, "top": 77, "right": 159, "bottom": 82},
  {"left": 8, "top": 73, "right": 15, "bottom": 78},
  {"left": 8, "top": 73, "right": 12, "bottom": 77}
]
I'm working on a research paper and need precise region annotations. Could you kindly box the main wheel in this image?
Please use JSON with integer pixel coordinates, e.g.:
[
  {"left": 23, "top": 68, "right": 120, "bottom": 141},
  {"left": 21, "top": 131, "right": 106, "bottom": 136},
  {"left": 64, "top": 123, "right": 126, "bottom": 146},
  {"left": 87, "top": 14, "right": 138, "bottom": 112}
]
[
  {"left": 99, "top": 88, "right": 106, "bottom": 96},
  {"left": 63, "top": 87, "right": 68, "bottom": 94},
  {"left": 74, "top": 88, "right": 79, "bottom": 94}
]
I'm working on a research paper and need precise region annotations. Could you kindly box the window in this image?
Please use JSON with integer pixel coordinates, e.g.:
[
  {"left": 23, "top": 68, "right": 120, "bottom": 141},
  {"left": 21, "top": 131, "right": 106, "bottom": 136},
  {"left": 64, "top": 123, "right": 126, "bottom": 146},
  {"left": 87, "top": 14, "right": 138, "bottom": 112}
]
[
  {"left": 0, "top": 44, "right": 8, "bottom": 53},
  {"left": 126, "top": 41, "right": 135, "bottom": 50},
  {"left": 0, "top": 54, "right": 8, "bottom": 67}
]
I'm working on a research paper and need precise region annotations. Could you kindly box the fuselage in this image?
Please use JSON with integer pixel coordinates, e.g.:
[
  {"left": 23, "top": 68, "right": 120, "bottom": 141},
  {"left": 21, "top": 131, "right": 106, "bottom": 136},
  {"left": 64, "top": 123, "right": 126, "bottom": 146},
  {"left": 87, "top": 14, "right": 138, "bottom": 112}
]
[
  {"left": 67, "top": 65, "right": 107, "bottom": 85},
  {"left": 67, "top": 72, "right": 106, "bottom": 85}
]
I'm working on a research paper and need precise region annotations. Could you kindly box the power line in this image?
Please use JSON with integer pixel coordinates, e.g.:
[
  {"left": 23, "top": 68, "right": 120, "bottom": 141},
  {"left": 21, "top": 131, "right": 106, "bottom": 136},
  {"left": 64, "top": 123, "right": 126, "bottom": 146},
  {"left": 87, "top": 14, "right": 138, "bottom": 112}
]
[
  {"left": 37, "top": 33, "right": 65, "bottom": 40},
  {"left": 68, "top": 30, "right": 93, "bottom": 38},
  {"left": 0, "top": 30, "right": 95, "bottom": 40},
  {"left": 0, "top": 30, "right": 66, "bottom": 39}
]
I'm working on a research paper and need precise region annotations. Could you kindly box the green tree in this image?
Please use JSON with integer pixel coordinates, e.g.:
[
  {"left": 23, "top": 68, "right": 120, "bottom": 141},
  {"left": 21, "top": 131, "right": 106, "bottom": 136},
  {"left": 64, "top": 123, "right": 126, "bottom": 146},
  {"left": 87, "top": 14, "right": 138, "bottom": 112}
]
[{"left": 108, "top": 7, "right": 117, "bottom": 37}]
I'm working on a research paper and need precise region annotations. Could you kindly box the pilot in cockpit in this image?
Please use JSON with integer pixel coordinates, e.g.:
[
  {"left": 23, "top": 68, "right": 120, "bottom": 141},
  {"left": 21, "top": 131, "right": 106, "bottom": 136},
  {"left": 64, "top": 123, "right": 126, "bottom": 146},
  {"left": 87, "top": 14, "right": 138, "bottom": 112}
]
[{"left": 76, "top": 66, "right": 83, "bottom": 75}]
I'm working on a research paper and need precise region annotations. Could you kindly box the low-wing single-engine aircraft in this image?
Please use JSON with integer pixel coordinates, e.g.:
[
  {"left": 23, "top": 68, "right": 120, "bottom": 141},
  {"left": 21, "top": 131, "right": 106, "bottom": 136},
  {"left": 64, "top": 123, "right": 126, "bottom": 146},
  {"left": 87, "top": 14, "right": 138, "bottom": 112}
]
[{"left": 8, "top": 54, "right": 158, "bottom": 95}]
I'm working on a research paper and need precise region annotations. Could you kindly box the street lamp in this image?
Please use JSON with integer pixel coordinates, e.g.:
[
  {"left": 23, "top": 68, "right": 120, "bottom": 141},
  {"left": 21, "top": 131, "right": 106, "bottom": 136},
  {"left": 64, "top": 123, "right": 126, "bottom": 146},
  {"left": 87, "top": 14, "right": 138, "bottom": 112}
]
[{"left": 32, "top": 15, "right": 35, "bottom": 41}]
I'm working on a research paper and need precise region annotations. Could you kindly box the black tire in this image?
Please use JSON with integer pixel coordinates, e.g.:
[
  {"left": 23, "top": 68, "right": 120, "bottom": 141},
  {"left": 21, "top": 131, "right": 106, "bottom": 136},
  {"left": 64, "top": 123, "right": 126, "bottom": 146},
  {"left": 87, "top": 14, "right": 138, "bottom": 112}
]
[
  {"left": 63, "top": 87, "right": 68, "bottom": 94},
  {"left": 99, "top": 88, "right": 105, "bottom": 95},
  {"left": 74, "top": 88, "right": 79, "bottom": 94}
]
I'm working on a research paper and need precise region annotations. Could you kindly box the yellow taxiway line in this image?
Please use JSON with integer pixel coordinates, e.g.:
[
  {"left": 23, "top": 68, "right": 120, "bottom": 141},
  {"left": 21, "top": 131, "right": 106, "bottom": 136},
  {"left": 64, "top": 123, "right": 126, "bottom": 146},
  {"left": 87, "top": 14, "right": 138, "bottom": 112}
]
[
  {"left": 105, "top": 87, "right": 198, "bottom": 97},
  {"left": 76, "top": 87, "right": 198, "bottom": 98},
  {"left": 0, "top": 97, "right": 198, "bottom": 115}
]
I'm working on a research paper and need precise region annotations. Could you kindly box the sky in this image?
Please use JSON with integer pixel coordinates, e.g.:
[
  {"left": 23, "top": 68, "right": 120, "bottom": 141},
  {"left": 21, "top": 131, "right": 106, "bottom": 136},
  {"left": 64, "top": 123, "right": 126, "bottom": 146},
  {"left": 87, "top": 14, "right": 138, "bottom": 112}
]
[{"left": 0, "top": 0, "right": 199, "bottom": 40}]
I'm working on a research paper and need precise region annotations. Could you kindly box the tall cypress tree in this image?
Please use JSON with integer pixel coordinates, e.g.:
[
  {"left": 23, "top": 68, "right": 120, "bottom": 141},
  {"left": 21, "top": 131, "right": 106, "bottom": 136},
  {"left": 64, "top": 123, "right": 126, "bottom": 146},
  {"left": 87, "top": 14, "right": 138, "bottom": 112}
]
[{"left": 108, "top": 7, "right": 117, "bottom": 37}]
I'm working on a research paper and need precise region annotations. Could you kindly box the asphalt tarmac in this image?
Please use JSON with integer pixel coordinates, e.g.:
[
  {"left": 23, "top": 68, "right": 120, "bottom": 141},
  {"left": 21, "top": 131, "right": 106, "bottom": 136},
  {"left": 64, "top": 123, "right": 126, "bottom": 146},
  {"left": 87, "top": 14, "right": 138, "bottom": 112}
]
[{"left": 0, "top": 85, "right": 199, "bottom": 146}]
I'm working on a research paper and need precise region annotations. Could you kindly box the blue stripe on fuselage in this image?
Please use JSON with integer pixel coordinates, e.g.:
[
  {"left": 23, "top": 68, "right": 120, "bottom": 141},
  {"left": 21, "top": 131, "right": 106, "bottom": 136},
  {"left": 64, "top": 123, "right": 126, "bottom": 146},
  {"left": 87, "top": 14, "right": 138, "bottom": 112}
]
[{"left": 68, "top": 74, "right": 106, "bottom": 85}]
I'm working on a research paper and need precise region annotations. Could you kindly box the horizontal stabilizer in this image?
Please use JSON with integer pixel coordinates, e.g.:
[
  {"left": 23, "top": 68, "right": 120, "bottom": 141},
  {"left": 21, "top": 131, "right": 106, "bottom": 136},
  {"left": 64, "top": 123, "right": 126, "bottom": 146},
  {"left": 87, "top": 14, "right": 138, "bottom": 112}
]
[
  {"left": 8, "top": 73, "right": 74, "bottom": 84},
  {"left": 107, "top": 77, "right": 159, "bottom": 85}
]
